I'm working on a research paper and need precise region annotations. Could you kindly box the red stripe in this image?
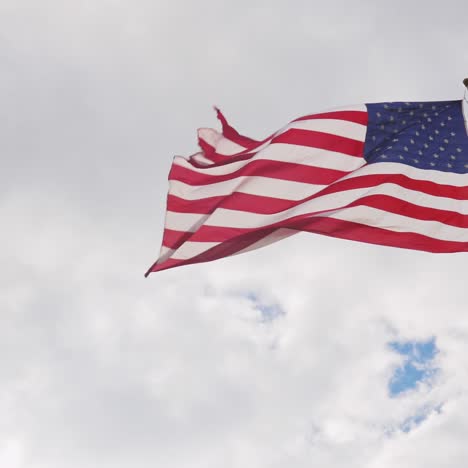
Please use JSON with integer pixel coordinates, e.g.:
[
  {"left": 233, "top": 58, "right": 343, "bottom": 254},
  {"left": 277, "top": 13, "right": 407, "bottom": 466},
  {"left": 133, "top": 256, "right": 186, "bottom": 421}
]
[
  {"left": 147, "top": 216, "right": 468, "bottom": 274},
  {"left": 148, "top": 227, "right": 277, "bottom": 274},
  {"left": 197, "top": 138, "right": 216, "bottom": 163},
  {"left": 333, "top": 173, "right": 468, "bottom": 200},
  {"left": 299, "top": 217, "right": 468, "bottom": 253},
  {"left": 272, "top": 128, "right": 364, "bottom": 157},
  {"left": 193, "top": 113, "right": 365, "bottom": 169},
  {"left": 167, "top": 189, "right": 468, "bottom": 232},
  {"left": 214, "top": 108, "right": 367, "bottom": 148},
  {"left": 215, "top": 108, "right": 260, "bottom": 147},
  {"left": 196, "top": 139, "right": 239, "bottom": 164},
  {"left": 167, "top": 171, "right": 468, "bottom": 216},
  {"left": 346, "top": 194, "right": 468, "bottom": 228},
  {"left": 170, "top": 159, "right": 348, "bottom": 186},
  {"left": 194, "top": 126, "right": 364, "bottom": 170},
  {"left": 161, "top": 193, "right": 468, "bottom": 260},
  {"left": 188, "top": 150, "right": 256, "bottom": 169},
  {"left": 293, "top": 110, "right": 368, "bottom": 126},
  {"left": 164, "top": 195, "right": 468, "bottom": 248},
  {"left": 161, "top": 228, "right": 194, "bottom": 250},
  {"left": 160, "top": 169, "right": 468, "bottom": 256},
  {"left": 167, "top": 225, "right": 254, "bottom": 245},
  {"left": 163, "top": 191, "right": 468, "bottom": 261},
  {"left": 167, "top": 192, "right": 295, "bottom": 215}
]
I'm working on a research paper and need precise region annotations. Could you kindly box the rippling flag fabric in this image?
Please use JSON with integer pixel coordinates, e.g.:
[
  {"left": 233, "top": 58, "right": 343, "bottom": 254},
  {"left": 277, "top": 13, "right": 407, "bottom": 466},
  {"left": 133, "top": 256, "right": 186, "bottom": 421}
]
[{"left": 145, "top": 100, "right": 468, "bottom": 275}]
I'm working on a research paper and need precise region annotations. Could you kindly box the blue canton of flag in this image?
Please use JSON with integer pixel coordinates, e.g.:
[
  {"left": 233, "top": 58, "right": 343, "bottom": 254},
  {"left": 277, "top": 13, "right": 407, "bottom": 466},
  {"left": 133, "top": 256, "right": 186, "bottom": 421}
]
[{"left": 365, "top": 101, "right": 468, "bottom": 173}]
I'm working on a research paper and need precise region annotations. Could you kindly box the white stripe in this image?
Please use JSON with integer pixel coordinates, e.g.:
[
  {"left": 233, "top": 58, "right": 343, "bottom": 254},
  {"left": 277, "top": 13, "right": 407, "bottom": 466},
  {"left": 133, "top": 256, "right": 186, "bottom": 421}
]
[
  {"left": 344, "top": 162, "right": 468, "bottom": 186},
  {"left": 167, "top": 241, "right": 220, "bottom": 260},
  {"left": 158, "top": 245, "right": 176, "bottom": 263},
  {"left": 165, "top": 182, "right": 468, "bottom": 232},
  {"left": 198, "top": 128, "right": 247, "bottom": 155},
  {"left": 163, "top": 201, "right": 468, "bottom": 264},
  {"left": 288, "top": 118, "right": 366, "bottom": 141},
  {"left": 190, "top": 153, "right": 214, "bottom": 165},
  {"left": 162, "top": 201, "right": 468, "bottom": 265},
  {"left": 260, "top": 144, "right": 362, "bottom": 172},
  {"left": 166, "top": 228, "right": 298, "bottom": 262},
  {"left": 174, "top": 142, "right": 364, "bottom": 176},
  {"left": 197, "top": 187, "right": 361, "bottom": 229},
  {"left": 165, "top": 212, "right": 210, "bottom": 232},
  {"left": 194, "top": 106, "right": 367, "bottom": 161},
  {"left": 192, "top": 104, "right": 367, "bottom": 164},
  {"left": 183, "top": 154, "right": 468, "bottom": 187},
  {"left": 328, "top": 206, "right": 468, "bottom": 242},
  {"left": 169, "top": 176, "right": 327, "bottom": 202},
  {"left": 234, "top": 228, "right": 298, "bottom": 256},
  {"left": 161, "top": 200, "right": 468, "bottom": 264}
]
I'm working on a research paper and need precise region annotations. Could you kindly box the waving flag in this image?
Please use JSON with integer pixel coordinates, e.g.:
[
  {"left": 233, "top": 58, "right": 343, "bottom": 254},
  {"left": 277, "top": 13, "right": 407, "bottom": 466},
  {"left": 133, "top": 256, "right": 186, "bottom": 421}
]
[{"left": 145, "top": 100, "right": 468, "bottom": 275}]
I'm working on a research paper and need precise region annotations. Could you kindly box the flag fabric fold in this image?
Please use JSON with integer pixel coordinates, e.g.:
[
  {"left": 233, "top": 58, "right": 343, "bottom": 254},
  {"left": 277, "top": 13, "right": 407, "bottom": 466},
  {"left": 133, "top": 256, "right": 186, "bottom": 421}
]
[{"left": 146, "top": 100, "right": 468, "bottom": 275}]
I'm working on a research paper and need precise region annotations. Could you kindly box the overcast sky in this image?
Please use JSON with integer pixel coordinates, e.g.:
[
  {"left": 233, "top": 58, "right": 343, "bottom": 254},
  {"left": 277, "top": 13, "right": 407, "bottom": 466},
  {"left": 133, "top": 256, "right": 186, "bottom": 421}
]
[{"left": 2, "top": 1, "right": 468, "bottom": 467}]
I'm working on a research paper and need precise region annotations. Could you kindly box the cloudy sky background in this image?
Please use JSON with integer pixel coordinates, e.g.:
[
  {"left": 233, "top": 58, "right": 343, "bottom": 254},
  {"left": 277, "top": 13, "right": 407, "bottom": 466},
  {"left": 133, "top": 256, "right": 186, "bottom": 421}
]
[{"left": 2, "top": 0, "right": 468, "bottom": 466}]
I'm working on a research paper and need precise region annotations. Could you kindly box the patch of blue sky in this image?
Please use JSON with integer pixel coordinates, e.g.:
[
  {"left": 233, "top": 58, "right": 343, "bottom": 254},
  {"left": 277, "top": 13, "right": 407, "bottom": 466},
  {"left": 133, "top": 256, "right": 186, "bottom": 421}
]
[
  {"left": 244, "top": 291, "right": 285, "bottom": 323},
  {"left": 400, "top": 404, "right": 443, "bottom": 433},
  {"left": 388, "top": 337, "right": 438, "bottom": 397}
]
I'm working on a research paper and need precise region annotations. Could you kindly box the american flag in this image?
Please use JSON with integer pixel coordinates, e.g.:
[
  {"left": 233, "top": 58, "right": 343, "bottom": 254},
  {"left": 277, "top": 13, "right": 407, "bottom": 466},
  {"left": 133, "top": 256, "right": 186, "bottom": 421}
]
[{"left": 145, "top": 100, "right": 468, "bottom": 275}]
